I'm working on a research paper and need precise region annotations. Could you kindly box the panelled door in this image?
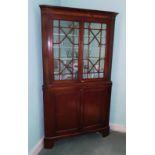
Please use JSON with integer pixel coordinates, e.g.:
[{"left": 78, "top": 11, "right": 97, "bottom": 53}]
[
  {"left": 52, "top": 87, "right": 81, "bottom": 133},
  {"left": 81, "top": 86, "right": 111, "bottom": 130}
]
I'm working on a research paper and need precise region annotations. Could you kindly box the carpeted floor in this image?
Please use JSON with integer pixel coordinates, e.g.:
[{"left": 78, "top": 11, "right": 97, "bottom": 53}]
[{"left": 39, "top": 131, "right": 126, "bottom": 155}]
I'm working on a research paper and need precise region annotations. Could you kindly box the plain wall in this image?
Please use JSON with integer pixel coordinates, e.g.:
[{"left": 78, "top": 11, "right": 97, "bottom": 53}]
[
  {"left": 60, "top": 0, "right": 126, "bottom": 125},
  {"left": 28, "top": 0, "right": 60, "bottom": 153}
]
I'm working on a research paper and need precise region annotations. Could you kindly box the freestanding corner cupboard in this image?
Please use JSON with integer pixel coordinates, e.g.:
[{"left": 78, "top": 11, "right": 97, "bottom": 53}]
[{"left": 40, "top": 5, "right": 118, "bottom": 148}]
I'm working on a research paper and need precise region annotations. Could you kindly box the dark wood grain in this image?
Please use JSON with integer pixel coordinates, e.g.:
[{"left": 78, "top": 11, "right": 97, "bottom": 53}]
[
  {"left": 40, "top": 5, "right": 117, "bottom": 149},
  {"left": 53, "top": 88, "right": 80, "bottom": 131}
]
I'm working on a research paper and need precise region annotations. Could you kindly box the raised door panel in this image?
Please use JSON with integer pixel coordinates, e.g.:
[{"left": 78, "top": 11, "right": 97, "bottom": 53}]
[
  {"left": 53, "top": 88, "right": 80, "bottom": 133},
  {"left": 82, "top": 86, "right": 111, "bottom": 130}
]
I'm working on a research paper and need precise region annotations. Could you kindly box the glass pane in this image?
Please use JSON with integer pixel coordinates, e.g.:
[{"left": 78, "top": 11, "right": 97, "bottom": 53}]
[
  {"left": 101, "top": 46, "right": 106, "bottom": 58},
  {"left": 100, "top": 59, "right": 104, "bottom": 72},
  {"left": 54, "top": 74, "right": 59, "bottom": 80},
  {"left": 53, "top": 20, "right": 79, "bottom": 80},
  {"left": 83, "top": 22, "right": 106, "bottom": 79},
  {"left": 53, "top": 20, "right": 58, "bottom": 27},
  {"left": 54, "top": 59, "right": 59, "bottom": 73},
  {"left": 61, "top": 74, "right": 72, "bottom": 80},
  {"left": 99, "top": 73, "right": 104, "bottom": 78}
]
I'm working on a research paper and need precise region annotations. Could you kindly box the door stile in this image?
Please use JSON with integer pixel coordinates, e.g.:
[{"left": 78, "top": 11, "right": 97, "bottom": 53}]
[
  {"left": 78, "top": 88, "right": 84, "bottom": 130},
  {"left": 78, "top": 21, "right": 84, "bottom": 130},
  {"left": 78, "top": 21, "right": 84, "bottom": 82}
]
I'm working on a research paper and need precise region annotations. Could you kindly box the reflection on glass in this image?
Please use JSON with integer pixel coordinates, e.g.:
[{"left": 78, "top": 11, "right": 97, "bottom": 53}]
[
  {"left": 83, "top": 22, "right": 106, "bottom": 79},
  {"left": 53, "top": 20, "right": 79, "bottom": 80}
]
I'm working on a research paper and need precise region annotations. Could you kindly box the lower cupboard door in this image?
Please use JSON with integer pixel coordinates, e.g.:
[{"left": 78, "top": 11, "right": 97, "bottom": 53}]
[
  {"left": 81, "top": 87, "right": 111, "bottom": 130},
  {"left": 53, "top": 88, "right": 80, "bottom": 133}
]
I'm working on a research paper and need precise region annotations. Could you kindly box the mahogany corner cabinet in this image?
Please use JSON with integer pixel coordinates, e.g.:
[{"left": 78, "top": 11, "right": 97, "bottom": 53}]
[{"left": 40, "top": 5, "right": 118, "bottom": 149}]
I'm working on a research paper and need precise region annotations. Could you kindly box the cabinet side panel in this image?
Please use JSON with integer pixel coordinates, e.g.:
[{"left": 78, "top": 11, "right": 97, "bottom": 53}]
[
  {"left": 105, "top": 18, "right": 116, "bottom": 80},
  {"left": 43, "top": 89, "right": 55, "bottom": 137},
  {"left": 101, "top": 85, "right": 112, "bottom": 126},
  {"left": 41, "top": 13, "right": 50, "bottom": 84}
]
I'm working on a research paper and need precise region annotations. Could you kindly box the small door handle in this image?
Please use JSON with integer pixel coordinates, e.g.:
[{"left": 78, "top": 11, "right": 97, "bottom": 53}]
[{"left": 80, "top": 80, "right": 84, "bottom": 83}]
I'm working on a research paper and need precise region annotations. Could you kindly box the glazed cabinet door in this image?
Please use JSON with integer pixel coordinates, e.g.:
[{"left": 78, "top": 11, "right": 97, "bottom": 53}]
[
  {"left": 81, "top": 86, "right": 111, "bottom": 130},
  {"left": 82, "top": 22, "right": 107, "bottom": 80},
  {"left": 52, "top": 20, "right": 80, "bottom": 81},
  {"left": 44, "top": 17, "right": 112, "bottom": 83}
]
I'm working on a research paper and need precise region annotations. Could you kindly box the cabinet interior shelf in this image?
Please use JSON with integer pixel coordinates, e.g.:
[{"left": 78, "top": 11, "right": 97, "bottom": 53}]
[
  {"left": 53, "top": 45, "right": 106, "bottom": 48},
  {"left": 53, "top": 26, "right": 107, "bottom": 31},
  {"left": 54, "top": 57, "right": 105, "bottom": 60},
  {"left": 53, "top": 33, "right": 106, "bottom": 38}
]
